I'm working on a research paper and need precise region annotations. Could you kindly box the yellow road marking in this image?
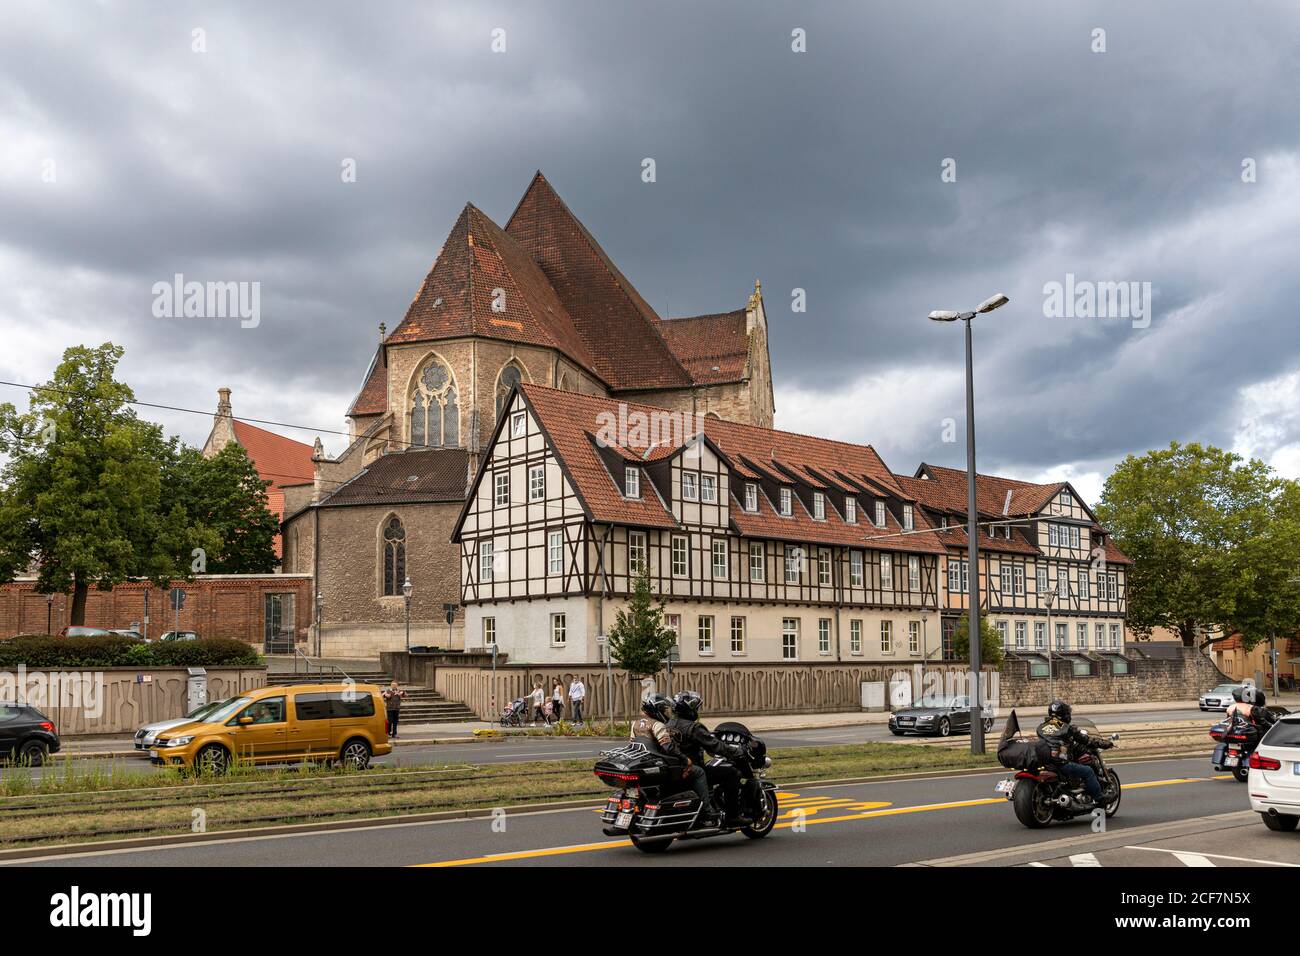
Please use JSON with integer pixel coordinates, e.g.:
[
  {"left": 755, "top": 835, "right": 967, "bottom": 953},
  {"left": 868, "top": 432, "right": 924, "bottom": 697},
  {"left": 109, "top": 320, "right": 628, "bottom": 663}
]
[{"left": 419, "top": 776, "right": 1211, "bottom": 868}]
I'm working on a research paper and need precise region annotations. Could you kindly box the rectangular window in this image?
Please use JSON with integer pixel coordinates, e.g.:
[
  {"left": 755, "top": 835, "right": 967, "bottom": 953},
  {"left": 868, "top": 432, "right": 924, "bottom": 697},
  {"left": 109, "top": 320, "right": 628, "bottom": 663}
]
[
  {"left": 712, "top": 538, "right": 728, "bottom": 578},
  {"left": 1078, "top": 569, "right": 1090, "bottom": 599},
  {"left": 749, "top": 542, "right": 765, "bottom": 582},
  {"left": 909, "top": 620, "right": 920, "bottom": 654},
  {"left": 850, "top": 551, "right": 864, "bottom": 587},
  {"left": 845, "top": 497, "right": 857, "bottom": 523},
  {"left": 879, "top": 553, "right": 893, "bottom": 589},
  {"left": 730, "top": 616, "right": 745, "bottom": 654},
  {"left": 547, "top": 530, "right": 563, "bottom": 575},
  {"left": 1077, "top": 622, "right": 1088, "bottom": 649},
  {"left": 494, "top": 472, "right": 510, "bottom": 507},
  {"left": 948, "top": 560, "right": 961, "bottom": 595},
  {"left": 629, "top": 531, "right": 647, "bottom": 574},
  {"left": 1070, "top": 526, "right": 1080, "bottom": 549},
  {"left": 780, "top": 487, "right": 793, "bottom": 515},
  {"left": 908, "top": 555, "right": 920, "bottom": 591},
  {"left": 1055, "top": 622, "right": 1067, "bottom": 650},
  {"left": 1000, "top": 564, "right": 1013, "bottom": 597},
  {"left": 510, "top": 412, "right": 526, "bottom": 438},
  {"left": 784, "top": 546, "right": 801, "bottom": 583},
  {"left": 818, "top": 618, "right": 831, "bottom": 654},
  {"left": 1036, "top": 565, "right": 1048, "bottom": 593},
  {"left": 665, "top": 614, "right": 681, "bottom": 642},
  {"left": 682, "top": 472, "right": 698, "bottom": 501},
  {"left": 479, "top": 540, "right": 495, "bottom": 582},
  {"left": 744, "top": 483, "right": 758, "bottom": 512},
  {"left": 551, "top": 613, "right": 566, "bottom": 647},
  {"left": 1110, "top": 624, "right": 1120, "bottom": 648},
  {"left": 528, "top": 465, "right": 545, "bottom": 501},
  {"left": 875, "top": 500, "right": 886, "bottom": 528},
  {"left": 880, "top": 620, "right": 893, "bottom": 653},
  {"left": 902, "top": 504, "right": 914, "bottom": 531},
  {"left": 1059, "top": 488, "right": 1071, "bottom": 507},
  {"left": 781, "top": 618, "right": 799, "bottom": 659},
  {"left": 850, "top": 619, "right": 862, "bottom": 655},
  {"left": 700, "top": 474, "right": 717, "bottom": 503},
  {"left": 483, "top": 617, "right": 496, "bottom": 646},
  {"left": 1049, "top": 524, "right": 1059, "bottom": 547},
  {"left": 698, "top": 615, "right": 714, "bottom": 654},
  {"left": 1108, "top": 573, "right": 1119, "bottom": 601},
  {"left": 671, "top": 536, "right": 688, "bottom": 576},
  {"left": 1015, "top": 621, "right": 1027, "bottom": 648},
  {"left": 817, "top": 549, "right": 831, "bottom": 586},
  {"left": 996, "top": 620, "right": 1008, "bottom": 647},
  {"left": 1034, "top": 621, "right": 1046, "bottom": 648},
  {"left": 813, "top": 492, "right": 825, "bottom": 520},
  {"left": 1013, "top": 565, "right": 1025, "bottom": 596},
  {"left": 1096, "top": 623, "right": 1105, "bottom": 648},
  {"left": 624, "top": 466, "right": 640, "bottom": 499}
]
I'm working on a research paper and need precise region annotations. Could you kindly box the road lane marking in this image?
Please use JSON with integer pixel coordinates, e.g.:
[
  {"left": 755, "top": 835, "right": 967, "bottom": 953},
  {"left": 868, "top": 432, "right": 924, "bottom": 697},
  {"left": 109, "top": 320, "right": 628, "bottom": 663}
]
[
  {"left": 1126, "top": 846, "right": 1299, "bottom": 867},
  {"left": 1171, "top": 852, "right": 1215, "bottom": 867},
  {"left": 417, "top": 776, "right": 1211, "bottom": 867},
  {"left": 1069, "top": 853, "right": 1101, "bottom": 867}
]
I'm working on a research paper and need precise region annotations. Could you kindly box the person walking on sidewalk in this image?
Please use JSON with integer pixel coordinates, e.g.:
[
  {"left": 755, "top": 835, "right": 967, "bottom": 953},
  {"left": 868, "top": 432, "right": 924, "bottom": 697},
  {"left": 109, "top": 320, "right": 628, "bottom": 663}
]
[
  {"left": 568, "top": 676, "right": 586, "bottom": 725},
  {"left": 382, "top": 680, "right": 407, "bottom": 739},
  {"left": 529, "top": 680, "right": 546, "bottom": 727},
  {"left": 551, "top": 678, "right": 565, "bottom": 723}
]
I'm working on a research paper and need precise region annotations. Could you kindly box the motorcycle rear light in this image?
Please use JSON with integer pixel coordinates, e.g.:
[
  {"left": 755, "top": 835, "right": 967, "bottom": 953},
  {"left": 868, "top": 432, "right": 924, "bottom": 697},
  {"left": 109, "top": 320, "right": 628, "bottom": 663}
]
[{"left": 1249, "top": 752, "right": 1281, "bottom": 771}]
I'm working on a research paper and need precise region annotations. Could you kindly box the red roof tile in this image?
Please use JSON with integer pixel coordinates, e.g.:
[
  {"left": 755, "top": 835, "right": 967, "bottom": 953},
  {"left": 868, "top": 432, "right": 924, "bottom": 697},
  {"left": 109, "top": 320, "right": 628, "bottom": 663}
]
[
  {"left": 229, "top": 420, "right": 315, "bottom": 559},
  {"left": 911, "top": 463, "right": 1065, "bottom": 517},
  {"left": 348, "top": 347, "right": 388, "bottom": 417},
  {"left": 655, "top": 310, "right": 749, "bottom": 384}
]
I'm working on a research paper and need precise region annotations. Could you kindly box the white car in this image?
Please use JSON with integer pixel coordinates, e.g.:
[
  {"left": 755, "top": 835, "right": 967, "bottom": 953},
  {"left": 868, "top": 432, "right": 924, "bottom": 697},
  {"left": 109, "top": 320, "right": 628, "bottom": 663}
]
[
  {"left": 1248, "top": 714, "right": 1300, "bottom": 832},
  {"left": 132, "top": 698, "right": 231, "bottom": 750},
  {"left": 1200, "top": 683, "right": 1245, "bottom": 711}
]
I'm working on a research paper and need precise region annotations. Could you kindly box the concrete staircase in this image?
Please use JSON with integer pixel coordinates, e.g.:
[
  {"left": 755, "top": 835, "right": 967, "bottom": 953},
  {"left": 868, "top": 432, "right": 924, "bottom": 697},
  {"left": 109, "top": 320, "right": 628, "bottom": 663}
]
[{"left": 267, "top": 664, "right": 478, "bottom": 724}]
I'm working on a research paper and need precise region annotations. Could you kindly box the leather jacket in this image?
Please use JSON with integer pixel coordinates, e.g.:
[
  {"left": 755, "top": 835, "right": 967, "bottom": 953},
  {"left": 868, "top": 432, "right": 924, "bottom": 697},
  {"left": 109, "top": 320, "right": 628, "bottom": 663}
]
[
  {"left": 667, "top": 717, "right": 740, "bottom": 765},
  {"left": 1036, "top": 716, "right": 1109, "bottom": 764}
]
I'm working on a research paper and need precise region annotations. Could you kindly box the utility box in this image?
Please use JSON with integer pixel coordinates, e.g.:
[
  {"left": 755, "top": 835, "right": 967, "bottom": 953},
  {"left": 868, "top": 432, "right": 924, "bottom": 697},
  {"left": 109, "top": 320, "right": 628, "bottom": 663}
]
[
  {"left": 860, "top": 681, "right": 886, "bottom": 712},
  {"left": 186, "top": 667, "right": 208, "bottom": 714}
]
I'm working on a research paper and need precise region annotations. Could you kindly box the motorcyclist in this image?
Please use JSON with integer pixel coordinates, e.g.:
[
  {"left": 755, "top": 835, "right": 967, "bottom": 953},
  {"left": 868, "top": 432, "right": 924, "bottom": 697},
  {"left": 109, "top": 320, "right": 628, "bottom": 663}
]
[
  {"left": 1036, "top": 699, "right": 1111, "bottom": 808},
  {"left": 667, "top": 690, "right": 746, "bottom": 825},
  {"left": 1225, "top": 685, "right": 1277, "bottom": 735},
  {"left": 632, "top": 694, "right": 721, "bottom": 827}
]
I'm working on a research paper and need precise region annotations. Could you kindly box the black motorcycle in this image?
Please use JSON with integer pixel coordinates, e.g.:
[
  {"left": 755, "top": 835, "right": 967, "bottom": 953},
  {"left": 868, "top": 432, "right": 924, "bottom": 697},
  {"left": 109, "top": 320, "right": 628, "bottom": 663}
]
[
  {"left": 996, "top": 730, "right": 1122, "bottom": 829},
  {"left": 594, "top": 722, "right": 779, "bottom": 853},
  {"left": 1210, "top": 708, "right": 1288, "bottom": 782}
]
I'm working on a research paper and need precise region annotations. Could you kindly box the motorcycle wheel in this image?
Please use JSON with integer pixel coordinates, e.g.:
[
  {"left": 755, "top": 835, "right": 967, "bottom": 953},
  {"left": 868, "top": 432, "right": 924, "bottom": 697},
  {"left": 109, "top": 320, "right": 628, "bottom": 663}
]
[
  {"left": 742, "top": 790, "right": 779, "bottom": 839},
  {"left": 1103, "top": 769, "right": 1121, "bottom": 818},
  {"left": 1012, "top": 779, "right": 1054, "bottom": 828},
  {"left": 1233, "top": 766, "right": 1249, "bottom": 783},
  {"left": 629, "top": 834, "right": 672, "bottom": 854}
]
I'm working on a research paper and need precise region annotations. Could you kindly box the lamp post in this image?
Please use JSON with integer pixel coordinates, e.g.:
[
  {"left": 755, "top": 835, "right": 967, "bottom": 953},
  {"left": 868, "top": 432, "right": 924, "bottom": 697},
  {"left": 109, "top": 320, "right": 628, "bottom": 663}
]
[
  {"left": 1044, "top": 591, "right": 1056, "bottom": 701},
  {"left": 314, "top": 591, "right": 324, "bottom": 658},
  {"left": 46, "top": 594, "right": 53, "bottom": 635},
  {"left": 928, "top": 292, "right": 1009, "bottom": 754},
  {"left": 920, "top": 611, "right": 930, "bottom": 704},
  {"left": 402, "top": 578, "right": 413, "bottom": 653}
]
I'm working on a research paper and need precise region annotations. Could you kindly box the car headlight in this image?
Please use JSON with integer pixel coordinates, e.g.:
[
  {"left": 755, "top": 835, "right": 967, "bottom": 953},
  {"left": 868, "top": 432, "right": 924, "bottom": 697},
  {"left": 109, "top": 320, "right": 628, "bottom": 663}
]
[
  {"left": 164, "top": 736, "right": 194, "bottom": 747},
  {"left": 917, "top": 716, "right": 934, "bottom": 722}
]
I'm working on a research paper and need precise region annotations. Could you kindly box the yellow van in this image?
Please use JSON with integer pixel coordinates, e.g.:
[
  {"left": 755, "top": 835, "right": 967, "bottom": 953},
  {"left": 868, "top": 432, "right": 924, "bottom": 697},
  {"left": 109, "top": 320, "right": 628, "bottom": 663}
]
[{"left": 150, "top": 683, "right": 393, "bottom": 772}]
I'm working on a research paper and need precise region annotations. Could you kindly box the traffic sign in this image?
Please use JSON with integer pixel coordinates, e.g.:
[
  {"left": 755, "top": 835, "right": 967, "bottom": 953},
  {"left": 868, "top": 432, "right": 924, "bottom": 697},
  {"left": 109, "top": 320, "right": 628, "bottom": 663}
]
[{"left": 169, "top": 588, "right": 185, "bottom": 611}]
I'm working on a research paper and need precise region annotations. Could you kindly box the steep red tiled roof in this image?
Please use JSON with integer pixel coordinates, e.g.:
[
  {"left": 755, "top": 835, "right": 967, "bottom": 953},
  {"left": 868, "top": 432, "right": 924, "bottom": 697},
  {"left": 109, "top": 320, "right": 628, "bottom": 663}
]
[
  {"left": 348, "top": 347, "right": 388, "bottom": 417},
  {"left": 912, "top": 463, "right": 1065, "bottom": 517},
  {"left": 230, "top": 420, "right": 315, "bottom": 558},
  {"left": 655, "top": 310, "right": 749, "bottom": 385}
]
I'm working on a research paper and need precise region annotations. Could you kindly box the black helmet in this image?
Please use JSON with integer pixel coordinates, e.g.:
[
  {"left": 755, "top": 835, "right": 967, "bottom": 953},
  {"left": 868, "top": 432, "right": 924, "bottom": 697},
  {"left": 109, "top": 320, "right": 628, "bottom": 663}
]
[
  {"left": 672, "top": 690, "right": 703, "bottom": 721},
  {"left": 1232, "top": 686, "right": 1246, "bottom": 703},
  {"left": 642, "top": 694, "right": 673, "bottom": 723},
  {"left": 1047, "top": 699, "right": 1072, "bottom": 722}
]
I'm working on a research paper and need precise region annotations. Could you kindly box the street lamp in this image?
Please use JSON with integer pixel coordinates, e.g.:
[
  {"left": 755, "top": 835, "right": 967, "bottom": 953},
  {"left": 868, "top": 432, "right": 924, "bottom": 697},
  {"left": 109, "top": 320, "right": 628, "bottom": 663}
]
[
  {"left": 928, "top": 292, "right": 1009, "bottom": 754},
  {"left": 46, "top": 594, "right": 54, "bottom": 635},
  {"left": 1044, "top": 590, "right": 1056, "bottom": 701},
  {"left": 402, "top": 578, "right": 413, "bottom": 653}
]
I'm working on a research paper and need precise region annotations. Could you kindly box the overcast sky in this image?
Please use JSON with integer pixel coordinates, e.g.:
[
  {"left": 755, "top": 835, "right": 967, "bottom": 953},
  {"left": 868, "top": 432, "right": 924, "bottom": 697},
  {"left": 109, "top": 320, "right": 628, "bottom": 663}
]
[{"left": 3, "top": 0, "right": 1299, "bottom": 504}]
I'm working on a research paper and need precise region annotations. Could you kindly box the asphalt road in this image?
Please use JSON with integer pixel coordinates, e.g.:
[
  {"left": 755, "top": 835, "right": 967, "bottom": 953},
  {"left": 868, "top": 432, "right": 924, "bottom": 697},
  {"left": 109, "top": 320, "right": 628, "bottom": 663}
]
[{"left": 4, "top": 754, "right": 1274, "bottom": 868}]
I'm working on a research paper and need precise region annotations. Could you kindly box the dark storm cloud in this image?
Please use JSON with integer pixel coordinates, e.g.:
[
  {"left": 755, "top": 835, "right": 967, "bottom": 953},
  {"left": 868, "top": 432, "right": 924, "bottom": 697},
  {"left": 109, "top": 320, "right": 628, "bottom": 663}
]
[{"left": 3, "top": 0, "right": 1300, "bottom": 494}]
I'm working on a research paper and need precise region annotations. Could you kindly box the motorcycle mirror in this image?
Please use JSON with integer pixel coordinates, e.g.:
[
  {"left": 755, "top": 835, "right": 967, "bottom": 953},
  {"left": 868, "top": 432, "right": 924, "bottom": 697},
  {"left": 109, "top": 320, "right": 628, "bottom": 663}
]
[{"left": 1109, "top": 733, "right": 1120, "bottom": 741}]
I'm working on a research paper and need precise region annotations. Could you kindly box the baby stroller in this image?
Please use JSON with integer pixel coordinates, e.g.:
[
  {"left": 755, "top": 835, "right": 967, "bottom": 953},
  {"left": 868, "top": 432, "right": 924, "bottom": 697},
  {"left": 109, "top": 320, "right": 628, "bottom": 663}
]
[{"left": 500, "top": 697, "right": 528, "bottom": 727}]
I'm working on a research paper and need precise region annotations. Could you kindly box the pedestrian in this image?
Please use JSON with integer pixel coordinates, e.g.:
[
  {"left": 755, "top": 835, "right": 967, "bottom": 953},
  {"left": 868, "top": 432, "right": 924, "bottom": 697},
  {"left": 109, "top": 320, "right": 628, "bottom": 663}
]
[
  {"left": 568, "top": 675, "right": 586, "bottom": 725},
  {"left": 551, "top": 678, "right": 565, "bottom": 723},
  {"left": 529, "top": 680, "right": 546, "bottom": 727},
  {"left": 382, "top": 680, "right": 407, "bottom": 739}
]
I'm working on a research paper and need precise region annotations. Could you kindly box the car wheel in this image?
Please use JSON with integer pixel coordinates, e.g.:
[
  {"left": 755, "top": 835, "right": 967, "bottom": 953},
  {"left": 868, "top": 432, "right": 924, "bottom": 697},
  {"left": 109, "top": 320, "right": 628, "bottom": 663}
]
[
  {"left": 339, "top": 738, "right": 372, "bottom": 770},
  {"left": 17, "top": 740, "right": 48, "bottom": 767},
  {"left": 1262, "top": 812, "right": 1299, "bottom": 832},
  {"left": 937, "top": 717, "right": 951, "bottom": 737},
  {"left": 194, "top": 744, "right": 229, "bottom": 775}
]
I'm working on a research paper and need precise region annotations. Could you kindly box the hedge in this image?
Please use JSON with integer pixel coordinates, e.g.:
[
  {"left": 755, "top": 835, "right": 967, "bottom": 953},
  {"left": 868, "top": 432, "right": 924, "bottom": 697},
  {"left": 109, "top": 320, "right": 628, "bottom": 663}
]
[{"left": 0, "top": 635, "right": 263, "bottom": 669}]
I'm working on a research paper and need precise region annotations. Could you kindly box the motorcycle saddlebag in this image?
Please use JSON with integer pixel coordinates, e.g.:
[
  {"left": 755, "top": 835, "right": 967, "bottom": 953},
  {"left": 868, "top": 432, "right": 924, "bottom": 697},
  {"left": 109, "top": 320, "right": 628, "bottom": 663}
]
[{"left": 1211, "top": 743, "right": 1227, "bottom": 767}]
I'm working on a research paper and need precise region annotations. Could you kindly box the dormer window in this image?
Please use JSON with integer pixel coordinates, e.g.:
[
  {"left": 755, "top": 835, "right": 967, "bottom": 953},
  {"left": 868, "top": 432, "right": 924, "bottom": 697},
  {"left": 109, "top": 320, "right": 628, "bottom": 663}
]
[
  {"left": 510, "top": 412, "right": 526, "bottom": 438},
  {"left": 744, "top": 482, "right": 758, "bottom": 512},
  {"left": 1059, "top": 488, "right": 1071, "bottom": 508},
  {"left": 941, "top": 517, "right": 949, "bottom": 530},
  {"left": 874, "top": 501, "right": 886, "bottom": 528},
  {"left": 683, "top": 473, "right": 698, "bottom": 501},
  {"left": 624, "top": 466, "right": 641, "bottom": 499},
  {"left": 902, "top": 504, "right": 914, "bottom": 531},
  {"left": 845, "top": 497, "right": 857, "bottom": 523},
  {"left": 812, "top": 492, "right": 825, "bottom": 520},
  {"left": 779, "top": 487, "right": 793, "bottom": 516},
  {"left": 700, "top": 475, "right": 717, "bottom": 503}
]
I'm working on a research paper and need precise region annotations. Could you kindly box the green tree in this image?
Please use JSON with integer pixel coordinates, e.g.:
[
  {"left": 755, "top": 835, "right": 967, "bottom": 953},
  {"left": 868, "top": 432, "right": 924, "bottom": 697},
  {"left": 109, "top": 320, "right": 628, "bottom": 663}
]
[
  {"left": 950, "top": 612, "right": 1004, "bottom": 667},
  {"left": 0, "top": 344, "right": 212, "bottom": 624},
  {"left": 1095, "top": 441, "right": 1300, "bottom": 650},
  {"left": 607, "top": 567, "right": 676, "bottom": 677},
  {"left": 166, "top": 442, "right": 278, "bottom": 574}
]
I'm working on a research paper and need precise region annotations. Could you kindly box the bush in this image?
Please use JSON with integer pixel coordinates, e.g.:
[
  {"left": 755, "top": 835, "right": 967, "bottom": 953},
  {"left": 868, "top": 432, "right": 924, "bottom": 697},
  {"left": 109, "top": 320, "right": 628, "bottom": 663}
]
[{"left": 0, "top": 635, "right": 262, "bottom": 668}]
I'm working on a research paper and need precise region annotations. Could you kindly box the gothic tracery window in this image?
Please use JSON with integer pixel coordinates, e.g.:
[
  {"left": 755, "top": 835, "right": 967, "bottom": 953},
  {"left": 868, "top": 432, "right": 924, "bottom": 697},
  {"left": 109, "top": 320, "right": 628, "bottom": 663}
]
[
  {"left": 382, "top": 517, "right": 406, "bottom": 596},
  {"left": 496, "top": 363, "right": 523, "bottom": 418},
  {"left": 410, "top": 357, "right": 459, "bottom": 447}
]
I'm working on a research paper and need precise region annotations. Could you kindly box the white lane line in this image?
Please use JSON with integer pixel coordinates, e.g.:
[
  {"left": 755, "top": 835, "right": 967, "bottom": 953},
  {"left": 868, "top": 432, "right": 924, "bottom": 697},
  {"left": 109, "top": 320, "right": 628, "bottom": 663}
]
[
  {"left": 1026, "top": 862, "right": 1049, "bottom": 867},
  {"left": 1125, "top": 846, "right": 1299, "bottom": 867},
  {"left": 1171, "top": 852, "right": 1216, "bottom": 867},
  {"left": 1069, "top": 853, "right": 1101, "bottom": 867}
]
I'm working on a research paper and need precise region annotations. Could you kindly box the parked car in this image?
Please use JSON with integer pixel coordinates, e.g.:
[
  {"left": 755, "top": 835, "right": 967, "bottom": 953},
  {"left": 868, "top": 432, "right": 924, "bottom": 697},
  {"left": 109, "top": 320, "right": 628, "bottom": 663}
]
[
  {"left": 1200, "top": 683, "right": 1246, "bottom": 711},
  {"left": 150, "top": 683, "right": 392, "bottom": 772},
  {"left": 889, "top": 695, "right": 995, "bottom": 737},
  {"left": 133, "top": 697, "right": 234, "bottom": 750},
  {"left": 158, "top": 630, "right": 200, "bottom": 642},
  {"left": 57, "top": 626, "right": 110, "bottom": 638},
  {"left": 1247, "top": 714, "right": 1300, "bottom": 831},
  {"left": 109, "top": 629, "right": 145, "bottom": 641},
  {"left": 0, "top": 703, "right": 61, "bottom": 766}
]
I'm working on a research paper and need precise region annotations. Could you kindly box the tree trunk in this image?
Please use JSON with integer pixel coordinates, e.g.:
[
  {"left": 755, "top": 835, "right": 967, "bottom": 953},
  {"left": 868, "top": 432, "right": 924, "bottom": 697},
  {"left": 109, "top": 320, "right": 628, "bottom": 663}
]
[
  {"left": 1179, "top": 619, "right": 1196, "bottom": 647},
  {"left": 69, "top": 575, "right": 88, "bottom": 626}
]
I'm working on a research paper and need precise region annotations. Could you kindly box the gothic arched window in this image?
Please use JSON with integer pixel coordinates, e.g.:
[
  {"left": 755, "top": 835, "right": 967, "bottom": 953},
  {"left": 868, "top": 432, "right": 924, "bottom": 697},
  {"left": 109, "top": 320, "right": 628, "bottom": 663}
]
[
  {"left": 496, "top": 363, "right": 523, "bottom": 418},
  {"left": 410, "top": 357, "right": 459, "bottom": 447},
  {"left": 382, "top": 517, "right": 406, "bottom": 596}
]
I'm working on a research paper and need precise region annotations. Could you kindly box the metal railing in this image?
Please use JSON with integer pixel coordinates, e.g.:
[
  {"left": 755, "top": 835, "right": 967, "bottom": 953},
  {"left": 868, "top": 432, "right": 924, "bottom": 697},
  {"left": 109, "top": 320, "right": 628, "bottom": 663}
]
[{"left": 292, "top": 647, "right": 353, "bottom": 683}]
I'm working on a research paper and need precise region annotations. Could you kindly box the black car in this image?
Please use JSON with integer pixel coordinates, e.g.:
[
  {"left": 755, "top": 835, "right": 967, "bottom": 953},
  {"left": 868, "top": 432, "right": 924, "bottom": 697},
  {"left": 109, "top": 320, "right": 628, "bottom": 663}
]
[
  {"left": 0, "top": 703, "right": 61, "bottom": 765},
  {"left": 889, "top": 696, "right": 995, "bottom": 737}
]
